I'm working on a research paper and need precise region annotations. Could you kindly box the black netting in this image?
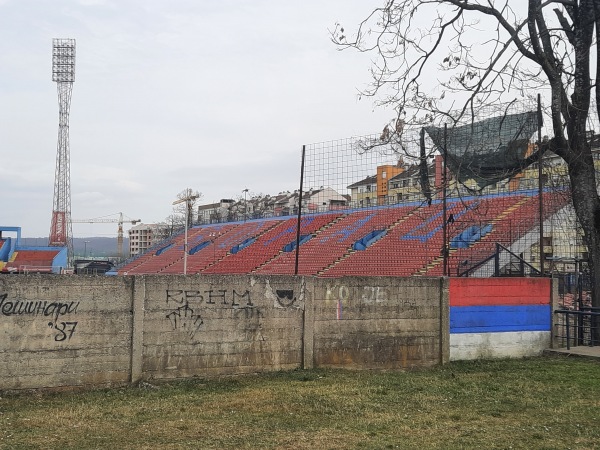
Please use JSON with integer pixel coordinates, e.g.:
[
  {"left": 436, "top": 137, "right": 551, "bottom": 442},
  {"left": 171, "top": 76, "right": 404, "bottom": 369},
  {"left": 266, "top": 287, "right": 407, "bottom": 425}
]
[{"left": 425, "top": 111, "right": 539, "bottom": 189}]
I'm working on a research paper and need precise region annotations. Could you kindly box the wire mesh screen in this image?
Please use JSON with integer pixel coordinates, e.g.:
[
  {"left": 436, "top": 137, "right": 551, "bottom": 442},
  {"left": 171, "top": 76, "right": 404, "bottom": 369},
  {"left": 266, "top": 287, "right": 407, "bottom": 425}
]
[
  {"left": 296, "top": 100, "right": 585, "bottom": 279},
  {"left": 116, "top": 100, "right": 596, "bottom": 297}
]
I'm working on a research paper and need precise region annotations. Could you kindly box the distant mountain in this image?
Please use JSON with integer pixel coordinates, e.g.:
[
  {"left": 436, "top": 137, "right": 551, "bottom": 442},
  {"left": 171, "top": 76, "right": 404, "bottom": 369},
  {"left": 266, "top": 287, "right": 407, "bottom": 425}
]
[{"left": 20, "top": 237, "right": 130, "bottom": 258}]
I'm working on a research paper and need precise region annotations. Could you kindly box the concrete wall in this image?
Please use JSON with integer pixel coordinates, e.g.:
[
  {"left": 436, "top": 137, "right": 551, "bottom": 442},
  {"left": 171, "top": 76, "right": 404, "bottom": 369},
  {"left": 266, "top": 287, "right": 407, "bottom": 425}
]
[
  {"left": 135, "top": 275, "right": 446, "bottom": 380},
  {"left": 139, "top": 275, "right": 306, "bottom": 381},
  {"left": 0, "top": 274, "right": 552, "bottom": 391},
  {"left": 448, "top": 278, "right": 553, "bottom": 360},
  {"left": 310, "top": 277, "right": 448, "bottom": 369},
  {"left": 0, "top": 275, "right": 133, "bottom": 390}
]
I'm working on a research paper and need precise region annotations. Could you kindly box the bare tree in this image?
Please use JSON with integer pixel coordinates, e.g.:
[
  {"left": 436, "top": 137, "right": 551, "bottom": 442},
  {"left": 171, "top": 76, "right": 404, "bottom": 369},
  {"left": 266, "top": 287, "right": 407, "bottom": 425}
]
[
  {"left": 333, "top": 1, "right": 600, "bottom": 312},
  {"left": 162, "top": 214, "right": 185, "bottom": 237}
]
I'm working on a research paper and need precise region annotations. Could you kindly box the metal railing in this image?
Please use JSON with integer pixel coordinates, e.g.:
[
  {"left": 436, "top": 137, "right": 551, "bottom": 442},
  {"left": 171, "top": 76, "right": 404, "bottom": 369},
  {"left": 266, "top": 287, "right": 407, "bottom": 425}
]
[
  {"left": 20, "top": 265, "right": 54, "bottom": 273},
  {"left": 458, "top": 242, "right": 542, "bottom": 277},
  {"left": 553, "top": 307, "right": 600, "bottom": 349}
]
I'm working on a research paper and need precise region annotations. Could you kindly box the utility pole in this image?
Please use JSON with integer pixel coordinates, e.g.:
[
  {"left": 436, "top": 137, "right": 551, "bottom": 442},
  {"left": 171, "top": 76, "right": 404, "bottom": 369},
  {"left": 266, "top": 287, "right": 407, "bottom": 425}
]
[
  {"left": 242, "top": 188, "right": 249, "bottom": 222},
  {"left": 173, "top": 190, "right": 199, "bottom": 275}
]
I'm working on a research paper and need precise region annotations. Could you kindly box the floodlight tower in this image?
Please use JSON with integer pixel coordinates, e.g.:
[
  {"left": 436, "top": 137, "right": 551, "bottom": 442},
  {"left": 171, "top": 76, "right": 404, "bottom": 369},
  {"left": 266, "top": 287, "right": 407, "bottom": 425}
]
[{"left": 49, "top": 38, "right": 75, "bottom": 260}]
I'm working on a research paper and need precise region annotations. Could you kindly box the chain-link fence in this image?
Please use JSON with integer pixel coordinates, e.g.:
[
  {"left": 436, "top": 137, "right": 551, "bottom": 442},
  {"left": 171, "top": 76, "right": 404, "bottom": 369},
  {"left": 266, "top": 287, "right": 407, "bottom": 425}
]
[
  {"left": 297, "top": 100, "right": 586, "bottom": 280},
  {"left": 118, "top": 100, "right": 596, "bottom": 298}
]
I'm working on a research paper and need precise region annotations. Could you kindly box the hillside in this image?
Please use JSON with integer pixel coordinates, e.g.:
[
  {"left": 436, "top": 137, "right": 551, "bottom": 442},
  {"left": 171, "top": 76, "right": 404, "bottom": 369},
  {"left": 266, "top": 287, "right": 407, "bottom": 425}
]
[{"left": 20, "top": 237, "right": 129, "bottom": 258}]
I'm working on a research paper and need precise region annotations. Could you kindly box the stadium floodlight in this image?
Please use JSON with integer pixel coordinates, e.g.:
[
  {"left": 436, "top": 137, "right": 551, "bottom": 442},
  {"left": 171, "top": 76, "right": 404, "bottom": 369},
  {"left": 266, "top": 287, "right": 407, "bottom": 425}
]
[
  {"left": 52, "top": 38, "right": 76, "bottom": 82},
  {"left": 49, "top": 38, "right": 76, "bottom": 263}
]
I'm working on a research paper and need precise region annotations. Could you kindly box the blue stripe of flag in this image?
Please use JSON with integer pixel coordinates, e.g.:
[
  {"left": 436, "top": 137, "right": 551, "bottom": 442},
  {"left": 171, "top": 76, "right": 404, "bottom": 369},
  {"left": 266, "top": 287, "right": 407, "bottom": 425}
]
[{"left": 450, "top": 305, "right": 551, "bottom": 333}]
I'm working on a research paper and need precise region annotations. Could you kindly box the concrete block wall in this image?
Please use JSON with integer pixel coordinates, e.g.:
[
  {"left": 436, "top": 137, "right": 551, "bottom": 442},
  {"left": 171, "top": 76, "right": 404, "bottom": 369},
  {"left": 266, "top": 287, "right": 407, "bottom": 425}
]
[
  {"left": 0, "top": 275, "right": 134, "bottom": 390},
  {"left": 0, "top": 274, "right": 552, "bottom": 391},
  {"left": 138, "top": 275, "right": 306, "bottom": 381},
  {"left": 135, "top": 275, "right": 446, "bottom": 381},
  {"left": 448, "top": 278, "right": 553, "bottom": 360},
  {"left": 309, "top": 277, "right": 448, "bottom": 369}
]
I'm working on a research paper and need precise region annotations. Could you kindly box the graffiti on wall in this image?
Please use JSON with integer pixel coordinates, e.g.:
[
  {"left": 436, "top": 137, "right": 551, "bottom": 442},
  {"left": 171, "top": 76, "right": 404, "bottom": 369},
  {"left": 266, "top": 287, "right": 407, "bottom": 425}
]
[
  {"left": 324, "top": 284, "right": 418, "bottom": 320},
  {"left": 166, "top": 303, "right": 203, "bottom": 339},
  {"left": 165, "top": 283, "right": 300, "bottom": 340},
  {"left": 0, "top": 293, "right": 80, "bottom": 342},
  {"left": 275, "top": 290, "right": 297, "bottom": 307},
  {"left": 325, "top": 284, "right": 350, "bottom": 320},
  {"left": 165, "top": 288, "right": 255, "bottom": 339},
  {"left": 234, "top": 305, "right": 266, "bottom": 341},
  {"left": 264, "top": 279, "right": 302, "bottom": 309},
  {"left": 47, "top": 321, "right": 78, "bottom": 341},
  {"left": 166, "top": 289, "right": 253, "bottom": 307}
]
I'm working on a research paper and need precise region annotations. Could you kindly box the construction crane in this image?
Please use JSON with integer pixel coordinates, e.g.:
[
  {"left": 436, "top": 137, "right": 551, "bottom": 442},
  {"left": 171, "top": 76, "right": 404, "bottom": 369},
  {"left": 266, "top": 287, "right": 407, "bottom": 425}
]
[{"left": 72, "top": 212, "right": 141, "bottom": 260}]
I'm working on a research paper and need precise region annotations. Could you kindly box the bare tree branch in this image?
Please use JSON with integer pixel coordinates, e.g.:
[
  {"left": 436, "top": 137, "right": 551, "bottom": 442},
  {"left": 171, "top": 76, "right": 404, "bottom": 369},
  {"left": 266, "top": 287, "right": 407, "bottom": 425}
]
[{"left": 334, "top": 0, "right": 600, "bottom": 316}]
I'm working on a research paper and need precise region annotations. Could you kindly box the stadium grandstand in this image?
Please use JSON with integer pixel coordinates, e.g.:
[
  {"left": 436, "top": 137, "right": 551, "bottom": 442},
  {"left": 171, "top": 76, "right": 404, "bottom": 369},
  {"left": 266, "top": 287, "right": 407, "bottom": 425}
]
[
  {"left": 2, "top": 100, "right": 591, "bottom": 286},
  {"left": 113, "top": 188, "right": 571, "bottom": 277},
  {"left": 113, "top": 101, "right": 588, "bottom": 282},
  {"left": 0, "top": 226, "right": 67, "bottom": 274}
]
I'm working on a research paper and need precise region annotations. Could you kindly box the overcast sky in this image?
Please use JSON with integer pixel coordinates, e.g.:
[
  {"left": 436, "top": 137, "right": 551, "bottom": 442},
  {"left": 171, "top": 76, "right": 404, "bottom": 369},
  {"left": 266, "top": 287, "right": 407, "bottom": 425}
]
[{"left": 0, "top": 0, "right": 392, "bottom": 238}]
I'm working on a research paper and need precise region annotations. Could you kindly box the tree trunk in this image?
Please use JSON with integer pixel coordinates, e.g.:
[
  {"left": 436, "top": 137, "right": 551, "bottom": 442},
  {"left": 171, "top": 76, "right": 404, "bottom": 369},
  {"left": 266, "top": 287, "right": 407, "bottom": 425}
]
[{"left": 566, "top": 144, "right": 600, "bottom": 342}]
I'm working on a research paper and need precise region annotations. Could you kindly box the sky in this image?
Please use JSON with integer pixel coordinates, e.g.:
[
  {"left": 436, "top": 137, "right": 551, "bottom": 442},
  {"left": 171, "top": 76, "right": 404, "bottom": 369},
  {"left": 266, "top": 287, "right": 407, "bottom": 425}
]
[{"left": 0, "top": 0, "right": 392, "bottom": 238}]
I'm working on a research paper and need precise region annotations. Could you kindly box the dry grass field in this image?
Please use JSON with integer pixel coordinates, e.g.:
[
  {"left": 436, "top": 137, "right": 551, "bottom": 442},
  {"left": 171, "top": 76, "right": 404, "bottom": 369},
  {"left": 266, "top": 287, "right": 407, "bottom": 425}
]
[{"left": 1, "top": 356, "right": 599, "bottom": 449}]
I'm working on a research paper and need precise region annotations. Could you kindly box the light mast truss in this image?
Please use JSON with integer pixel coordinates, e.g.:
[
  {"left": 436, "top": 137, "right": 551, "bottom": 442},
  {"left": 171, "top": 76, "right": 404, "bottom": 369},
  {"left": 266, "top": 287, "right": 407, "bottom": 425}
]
[{"left": 49, "top": 38, "right": 75, "bottom": 261}]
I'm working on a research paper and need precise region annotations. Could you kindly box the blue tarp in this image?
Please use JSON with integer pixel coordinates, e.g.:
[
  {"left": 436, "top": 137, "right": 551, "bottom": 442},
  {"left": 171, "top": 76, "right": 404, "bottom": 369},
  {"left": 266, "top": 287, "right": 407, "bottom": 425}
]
[
  {"left": 189, "top": 240, "right": 211, "bottom": 255},
  {"left": 353, "top": 229, "right": 387, "bottom": 251},
  {"left": 231, "top": 238, "right": 256, "bottom": 254},
  {"left": 283, "top": 234, "right": 312, "bottom": 252},
  {"left": 155, "top": 244, "right": 173, "bottom": 256},
  {"left": 450, "top": 224, "right": 493, "bottom": 249}
]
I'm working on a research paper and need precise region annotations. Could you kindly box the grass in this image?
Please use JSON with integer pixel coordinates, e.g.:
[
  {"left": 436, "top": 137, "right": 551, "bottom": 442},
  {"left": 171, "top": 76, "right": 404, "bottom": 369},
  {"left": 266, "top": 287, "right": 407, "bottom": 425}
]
[{"left": 1, "top": 355, "right": 599, "bottom": 449}]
